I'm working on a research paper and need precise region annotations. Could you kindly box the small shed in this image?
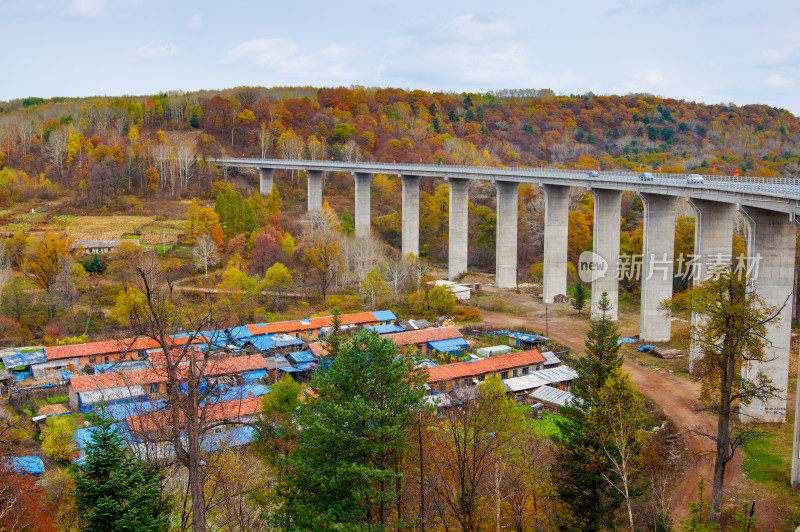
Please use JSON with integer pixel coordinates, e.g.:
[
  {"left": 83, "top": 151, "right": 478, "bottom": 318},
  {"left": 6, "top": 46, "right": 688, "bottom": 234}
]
[
  {"left": 427, "top": 338, "right": 468, "bottom": 357},
  {"left": 476, "top": 345, "right": 512, "bottom": 357},
  {"left": 540, "top": 351, "right": 562, "bottom": 368},
  {"left": 501, "top": 374, "right": 549, "bottom": 395},
  {"left": 530, "top": 366, "right": 579, "bottom": 390},
  {"left": 1, "top": 350, "right": 47, "bottom": 382},
  {"left": 528, "top": 385, "right": 576, "bottom": 412}
]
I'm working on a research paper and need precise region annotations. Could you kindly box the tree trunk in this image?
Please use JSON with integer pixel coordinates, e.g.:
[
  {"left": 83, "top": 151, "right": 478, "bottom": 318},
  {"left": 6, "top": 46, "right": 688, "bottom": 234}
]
[{"left": 419, "top": 421, "right": 425, "bottom": 531}]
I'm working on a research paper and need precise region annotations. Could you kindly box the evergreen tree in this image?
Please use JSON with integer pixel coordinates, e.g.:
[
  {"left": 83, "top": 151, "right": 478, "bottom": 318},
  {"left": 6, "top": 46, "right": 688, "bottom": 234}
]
[
  {"left": 571, "top": 281, "right": 587, "bottom": 314},
  {"left": 81, "top": 254, "right": 106, "bottom": 274},
  {"left": 278, "top": 328, "right": 426, "bottom": 530},
  {"left": 340, "top": 208, "right": 355, "bottom": 235},
  {"left": 73, "top": 414, "right": 168, "bottom": 532},
  {"left": 553, "top": 291, "right": 624, "bottom": 530}
]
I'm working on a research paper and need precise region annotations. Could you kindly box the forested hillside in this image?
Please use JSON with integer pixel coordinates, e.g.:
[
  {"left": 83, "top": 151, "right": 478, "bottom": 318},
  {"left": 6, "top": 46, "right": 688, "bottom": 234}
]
[{"left": 0, "top": 86, "right": 792, "bottom": 293}]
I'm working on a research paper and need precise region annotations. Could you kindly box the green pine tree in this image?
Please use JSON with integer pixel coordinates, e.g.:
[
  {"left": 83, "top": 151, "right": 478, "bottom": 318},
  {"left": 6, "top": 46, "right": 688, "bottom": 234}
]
[
  {"left": 571, "top": 281, "right": 587, "bottom": 315},
  {"left": 73, "top": 414, "right": 168, "bottom": 532},
  {"left": 340, "top": 208, "right": 355, "bottom": 235},
  {"left": 553, "top": 291, "right": 624, "bottom": 531},
  {"left": 278, "top": 328, "right": 426, "bottom": 530}
]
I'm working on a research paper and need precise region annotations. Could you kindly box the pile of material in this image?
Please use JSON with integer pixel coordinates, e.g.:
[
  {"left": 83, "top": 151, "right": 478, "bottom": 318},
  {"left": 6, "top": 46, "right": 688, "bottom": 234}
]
[{"left": 653, "top": 347, "right": 685, "bottom": 359}]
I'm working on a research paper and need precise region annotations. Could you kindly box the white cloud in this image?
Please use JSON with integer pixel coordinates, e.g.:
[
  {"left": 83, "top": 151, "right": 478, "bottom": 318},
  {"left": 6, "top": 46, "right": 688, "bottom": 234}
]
[
  {"left": 136, "top": 42, "right": 179, "bottom": 59},
  {"left": 638, "top": 70, "right": 664, "bottom": 84},
  {"left": 766, "top": 74, "right": 793, "bottom": 87},
  {"left": 222, "top": 38, "right": 357, "bottom": 81},
  {"left": 187, "top": 13, "right": 202, "bottom": 29},
  {"left": 67, "top": 0, "right": 105, "bottom": 18}
]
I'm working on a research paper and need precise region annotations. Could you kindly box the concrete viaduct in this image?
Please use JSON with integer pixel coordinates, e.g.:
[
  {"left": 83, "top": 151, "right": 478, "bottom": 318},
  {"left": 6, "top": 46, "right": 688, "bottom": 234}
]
[{"left": 215, "top": 157, "right": 800, "bottom": 425}]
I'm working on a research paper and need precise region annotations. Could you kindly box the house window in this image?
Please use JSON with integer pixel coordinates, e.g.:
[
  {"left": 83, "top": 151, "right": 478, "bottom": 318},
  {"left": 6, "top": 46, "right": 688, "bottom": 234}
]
[
  {"left": 463, "top": 379, "right": 470, "bottom": 387},
  {"left": 88, "top": 356, "right": 96, "bottom": 364},
  {"left": 120, "top": 353, "right": 127, "bottom": 362},
  {"left": 104, "top": 356, "right": 110, "bottom": 364},
  {"left": 512, "top": 369, "right": 518, "bottom": 377},
  {"left": 522, "top": 367, "right": 529, "bottom": 375},
  {"left": 455, "top": 380, "right": 460, "bottom": 389},
  {"left": 149, "top": 383, "right": 159, "bottom": 394},
  {"left": 478, "top": 375, "right": 485, "bottom": 381},
  {"left": 138, "top": 350, "right": 147, "bottom": 360},
  {"left": 501, "top": 371, "right": 508, "bottom": 379}
]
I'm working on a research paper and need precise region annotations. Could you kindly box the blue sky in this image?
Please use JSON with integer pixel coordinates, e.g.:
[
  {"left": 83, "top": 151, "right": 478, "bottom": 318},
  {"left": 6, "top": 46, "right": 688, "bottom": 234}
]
[{"left": 2, "top": 0, "right": 799, "bottom": 114}]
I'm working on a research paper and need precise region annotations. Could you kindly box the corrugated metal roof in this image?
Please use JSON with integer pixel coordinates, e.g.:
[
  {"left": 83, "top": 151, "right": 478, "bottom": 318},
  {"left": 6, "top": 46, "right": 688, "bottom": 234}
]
[
  {"left": 366, "top": 323, "right": 405, "bottom": 335},
  {"left": 530, "top": 366, "right": 579, "bottom": 384},
  {"left": 528, "top": 385, "right": 576, "bottom": 407},
  {"left": 541, "top": 351, "right": 561, "bottom": 366},
  {"left": 371, "top": 310, "right": 397, "bottom": 322},
  {"left": 264, "top": 356, "right": 291, "bottom": 370},
  {"left": 287, "top": 351, "right": 316, "bottom": 364},
  {"left": 501, "top": 374, "right": 550, "bottom": 392}
]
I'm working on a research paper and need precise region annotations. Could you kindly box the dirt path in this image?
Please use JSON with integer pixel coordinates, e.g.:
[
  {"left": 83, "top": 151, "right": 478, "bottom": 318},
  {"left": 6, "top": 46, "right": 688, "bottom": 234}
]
[{"left": 477, "top": 297, "right": 743, "bottom": 524}]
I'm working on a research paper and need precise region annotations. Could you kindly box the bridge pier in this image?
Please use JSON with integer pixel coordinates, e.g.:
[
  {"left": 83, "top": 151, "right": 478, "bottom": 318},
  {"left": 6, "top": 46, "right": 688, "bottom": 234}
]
[
  {"left": 543, "top": 184, "right": 570, "bottom": 303},
  {"left": 687, "top": 199, "right": 735, "bottom": 373},
  {"left": 307, "top": 170, "right": 323, "bottom": 211},
  {"left": 496, "top": 180, "right": 519, "bottom": 289},
  {"left": 354, "top": 172, "right": 371, "bottom": 238},
  {"left": 590, "top": 188, "right": 623, "bottom": 320},
  {"left": 449, "top": 178, "right": 469, "bottom": 280},
  {"left": 401, "top": 174, "right": 420, "bottom": 257},
  {"left": 640, "top": 192, "right": 677, "bottom": 342},
  {"left": 259, "top": 168, "right": 273, "bottom": 195},
  {"left": 739, "top": 206, "right": 796, "bottom": 423}
]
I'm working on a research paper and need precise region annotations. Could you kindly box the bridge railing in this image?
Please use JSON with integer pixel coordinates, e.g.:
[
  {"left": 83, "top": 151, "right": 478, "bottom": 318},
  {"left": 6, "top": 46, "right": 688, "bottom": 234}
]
[{"left": 213, "top": 158, "right": 800, "bottom": 196}]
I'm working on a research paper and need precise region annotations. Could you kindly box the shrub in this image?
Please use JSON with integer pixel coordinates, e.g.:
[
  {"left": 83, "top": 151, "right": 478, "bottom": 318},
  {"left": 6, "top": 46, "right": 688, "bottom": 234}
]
[
  {"left": 41, "top": 417, "right": 76, "bottom": 463},
  {"left": 454, "top": 306, "right": 481, "bottom": 322},
  {"left": 45, "top": 395, "right": 68, "bottom": 405}
]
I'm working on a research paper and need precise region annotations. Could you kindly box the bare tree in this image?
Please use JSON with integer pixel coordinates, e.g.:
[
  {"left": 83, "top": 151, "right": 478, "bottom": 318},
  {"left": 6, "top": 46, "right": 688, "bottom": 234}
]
[
  {"left": 0, "top": 242, "right": 11, "bottom": 312},
  {"left": 192, "top": 235, "right": 219, "bottom": 281},
  {"left": 116, "top": 256, "right": 264, "bottom": 532}
]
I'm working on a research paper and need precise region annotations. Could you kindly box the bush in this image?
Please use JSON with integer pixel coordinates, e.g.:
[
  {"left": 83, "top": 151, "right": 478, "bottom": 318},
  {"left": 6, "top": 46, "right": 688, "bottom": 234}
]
[
  {"left": 454, "top": 306, "right": 481, "bottom": 322},
  {"left": 41, "top": 417, "right": 76, "bottom": 463}
]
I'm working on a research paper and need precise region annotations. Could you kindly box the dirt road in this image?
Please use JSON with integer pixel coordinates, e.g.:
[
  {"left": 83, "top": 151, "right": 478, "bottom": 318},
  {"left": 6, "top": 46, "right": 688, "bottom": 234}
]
[{"left": 477, "top": 297, "right": 743, "bottom": 524}]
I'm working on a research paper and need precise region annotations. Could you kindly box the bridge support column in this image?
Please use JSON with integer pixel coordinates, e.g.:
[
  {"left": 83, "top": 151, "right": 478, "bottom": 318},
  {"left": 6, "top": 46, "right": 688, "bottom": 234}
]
[
  {"left": 687, "top": 199, "right": 735, "bottom": 373},
  {"left": 258, "top": 168, "right": 273, "bottom": 195},
  {"left": 543, "top": 184, "right": 570, "bottom": 303},
  {"left": 640, "top": 193, "right": 677, "bottom": 342},
  {"left": 590, "top": 188, "right": 623, "bottom": 320},
  {"left": 496, "top": 180, "right": 519, "bottom": 289},
  {"left": 354, "top": 172, "right": 371, "bottom": 238},
  {"left": 449, "top": 178, "right": 469, "bottom": 280},
  {"left": 401, "top": 175, "right": 420, "bottom": 257},
  {"left": 307, "top": 170, "right": 323, "bottom": 211},
  {"left": 739, "top": 206, "right": 795, "bottom": 423}
]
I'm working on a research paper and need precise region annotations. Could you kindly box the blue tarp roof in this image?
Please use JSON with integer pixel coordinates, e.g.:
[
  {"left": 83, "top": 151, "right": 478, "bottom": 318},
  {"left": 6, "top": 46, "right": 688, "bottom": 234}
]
[
  {"left": 287, "top": 351, "right": 316, "bottom": 364},
  {"left": 226, "top": 326, "right": 256, "bottom": 344},
  {"left": 94, "top": 360, "right": 150, "bottom": 374},
  {"left": 278, "top": 366, "right": 301, "bottom": 373},
  {"left": 2, "top": 456, "right": 44, "bottom": 475},
  {"left": 240, "top": 369, "right": 267, "bottom": 384},
  {"left": 428, "top": 338, "right": 469, "bottom": 354},
  {"left": 618, "top": 338, "right": 636, "bottom": 344},
  {"left": 202, "top": 426, "right": 256, "bottom": 452},
  {"left": 244, "top": 336, "right": 276, "bottom": 352},
  {"left": 508, "top": 331, "right": 549, "bottom": 343},
  {"left": 276, "top": 334, "right": 305, "bottom": 347},
  {"left": 294, "top": 362, "right": 318, "bottom": 371},
  {"left": 366, "top": 323, "right": 405, "bottom": 335},
  {"left": 372, "top": 310, "right": 397, "bottom": 322},
  {"left": 210, "top": 384, "right": 270, "bottom": 403},
  {"left": 638, "top": 345, "right": 657, "bottom": 352},
  {"left": 1, "top": 350, "right": 47, "bottom": 368},
  {"left": 106, "top": 399, "right": 168, "bottom": 421}
]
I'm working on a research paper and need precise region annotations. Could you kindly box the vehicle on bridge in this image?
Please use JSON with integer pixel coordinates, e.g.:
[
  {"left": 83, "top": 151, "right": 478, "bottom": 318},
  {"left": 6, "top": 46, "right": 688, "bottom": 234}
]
[
  {"left": 687, "top": 174, "right": 704, "bottom": 184},
  {"left": 588, "top": 170, "right": 600, "bottom": 178},
  {"left": 639, "top": 172, "right": 654, "bottom": 181}
]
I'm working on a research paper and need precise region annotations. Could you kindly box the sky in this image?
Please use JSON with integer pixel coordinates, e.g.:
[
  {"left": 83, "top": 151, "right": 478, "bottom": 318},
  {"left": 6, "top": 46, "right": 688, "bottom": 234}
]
[{"left": 2, "top": 0, "right": 800, "bottom": 114}]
